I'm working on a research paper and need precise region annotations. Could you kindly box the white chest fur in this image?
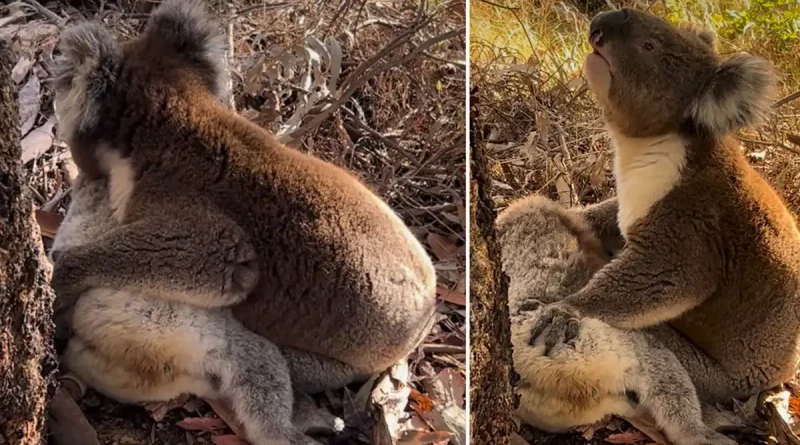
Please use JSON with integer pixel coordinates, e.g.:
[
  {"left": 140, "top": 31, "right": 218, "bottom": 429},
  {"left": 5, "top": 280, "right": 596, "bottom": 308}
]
[
  {"left": 100, "top": 149, "right": 136, "bottom": 223},
  {"left": 611, "top": 132, "right": 687, "bottom": 237}
]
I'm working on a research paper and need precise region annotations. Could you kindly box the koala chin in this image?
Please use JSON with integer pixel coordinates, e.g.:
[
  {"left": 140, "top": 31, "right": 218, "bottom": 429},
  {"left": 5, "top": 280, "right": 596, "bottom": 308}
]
[
  {"left": 497, "top": 197, "right": 736, "bottom": 445},
  {"left": 48, "top": 0, "right": 438, "bottom": 395}
]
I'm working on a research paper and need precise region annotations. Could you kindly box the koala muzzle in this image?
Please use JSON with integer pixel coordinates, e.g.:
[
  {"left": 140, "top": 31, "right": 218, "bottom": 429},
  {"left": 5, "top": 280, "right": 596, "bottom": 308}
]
[{"left": 589, "top": 9, "right": 629, "bottom": 43}]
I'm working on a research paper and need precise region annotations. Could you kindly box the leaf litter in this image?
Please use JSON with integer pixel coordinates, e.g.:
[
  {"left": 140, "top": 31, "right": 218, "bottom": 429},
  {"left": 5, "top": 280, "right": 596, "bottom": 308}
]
[{"left": 6, "top": 0, "right": 466, "bottom": 444}]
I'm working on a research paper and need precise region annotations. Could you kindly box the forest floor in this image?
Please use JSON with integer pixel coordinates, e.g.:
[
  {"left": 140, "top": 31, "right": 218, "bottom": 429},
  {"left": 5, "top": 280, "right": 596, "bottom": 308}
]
[
  {"left": 1, "top": 0, "right": 466, "bottom": 444},
  {"left": 471, "top": 0, "right": 800, "bottom": 444}
]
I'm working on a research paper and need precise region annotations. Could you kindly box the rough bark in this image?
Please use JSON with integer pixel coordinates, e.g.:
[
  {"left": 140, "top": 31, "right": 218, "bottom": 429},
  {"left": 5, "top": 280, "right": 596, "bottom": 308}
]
[
  {"left": 0, "top": 40, "right": 57, "bottom": 444},
  {"left": 469, "top": 86, "right": 516, "bottom": 445}
]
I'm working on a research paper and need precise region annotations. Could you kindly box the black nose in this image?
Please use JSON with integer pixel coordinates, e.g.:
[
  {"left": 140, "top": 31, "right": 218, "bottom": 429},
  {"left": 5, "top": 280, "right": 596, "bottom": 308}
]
[{"left": 589, "top": 9, "right": 629, "bottom": 43}]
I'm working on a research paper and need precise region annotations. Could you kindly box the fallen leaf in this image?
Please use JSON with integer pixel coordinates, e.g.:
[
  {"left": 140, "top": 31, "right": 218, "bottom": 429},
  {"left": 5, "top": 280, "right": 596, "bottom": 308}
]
[
  {"left": 789, "top": 396, "right": 800, "bottom": 415},
  {"left": 211, "top": 435, "right": 250, "bottom": 445},
  {"left": 21, "top": 115, "right": 56, "bottom": 163},
  {"left": 427, "top": 232, "right": 460, "bottom": 261},
  {"left": 18, "top": 74, "right": 40, "bottom": 136},
  {"left": 202, "top": 398, "right": 245, "bottom": 437},
  {"left": 370, "top": 361, "right": 411, "bottom": 442},
  {"left": 176, "top": 417, "right": 228, "bottom": 432},
  {"left": 11, "top": 56, "right": 33, "bottom": 84},
  {"left": 437, "top": 286, "right": 466, "bottom": 306},
  {"left": 554, "top": 173, "right": 572, "bottom": 207},
  {"left": 409, "top": 388, "right": 435, "bottom": 413},
  {"left": 35, "top": 209, "right": 62, "bottom": 238},
  {"left": 605, "top": 431, "right": 649, "bottom": 444},
  {"left": 418, "top": 368, "right": 466, "bottom": 445},
  {"left": 397, "top": 429, "right": 453, "bottom": 444}
]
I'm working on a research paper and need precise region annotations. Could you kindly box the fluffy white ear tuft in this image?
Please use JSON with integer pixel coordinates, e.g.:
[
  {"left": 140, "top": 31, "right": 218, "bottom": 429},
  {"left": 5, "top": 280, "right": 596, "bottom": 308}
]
[
  {"left": 51, "top": 22, "right": 121, "bottom": 144},
  {"left": 690, "top": 55, "right": 776, "bottom": 136},
  {"left": 145, "top": 0, "right": 229, "bottom": 101}
]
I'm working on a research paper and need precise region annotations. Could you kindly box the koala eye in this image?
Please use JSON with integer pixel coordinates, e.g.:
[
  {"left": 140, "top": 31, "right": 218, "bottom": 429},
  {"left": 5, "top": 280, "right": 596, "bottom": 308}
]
[{"left": 643, "top": 42, "right": 655, "bottom": 51}]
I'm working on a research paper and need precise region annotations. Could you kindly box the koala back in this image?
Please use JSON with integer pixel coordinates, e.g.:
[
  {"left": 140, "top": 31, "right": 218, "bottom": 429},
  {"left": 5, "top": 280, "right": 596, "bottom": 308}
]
[{"left": 52, "top": 0, "right": 438, "bottom": 375}]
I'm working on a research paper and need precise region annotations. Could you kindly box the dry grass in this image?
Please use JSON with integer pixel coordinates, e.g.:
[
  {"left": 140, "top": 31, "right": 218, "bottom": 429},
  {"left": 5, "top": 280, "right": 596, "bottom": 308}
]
[
  {"left": 2, "top": 0, "right": 466, "bottom": 443},
  {"left": 471, "top": 0, "right": 800, "bottom": 214},
  {"left": 471, "top": 0, "right": 800, "bottom": 442}
]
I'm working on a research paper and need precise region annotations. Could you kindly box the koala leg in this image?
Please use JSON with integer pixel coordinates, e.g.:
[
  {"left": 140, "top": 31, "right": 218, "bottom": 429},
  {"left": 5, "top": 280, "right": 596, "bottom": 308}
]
[
  {"left": 514, "top": 314, "right": 735, "bottom": 445},
  {"left": 631, "top": 331, "right": 737, "bottom": 445},
  {"left": 645, "top": 325, "right": 761, "bottom": 402},
  {"left": 281, "top": 347, "right": 365, "bottom": 394},
  {"left": 50, "top": 211, "right": 259, "bottom": 312},
  {"left": 64, "top": 288, "right": 318, "bottom": 445}
]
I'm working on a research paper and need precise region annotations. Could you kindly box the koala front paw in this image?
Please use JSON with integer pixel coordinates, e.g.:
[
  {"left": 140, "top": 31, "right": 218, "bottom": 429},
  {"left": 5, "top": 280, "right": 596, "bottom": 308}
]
[
  {"left": 50, "top": 254, "right": 86, "bottom": 306},
  {"left": 221, "top": 238, "right": 260, "bottom": 303},
  {"left": 528, "top": 302, "right": 581, "bottom": 354}
]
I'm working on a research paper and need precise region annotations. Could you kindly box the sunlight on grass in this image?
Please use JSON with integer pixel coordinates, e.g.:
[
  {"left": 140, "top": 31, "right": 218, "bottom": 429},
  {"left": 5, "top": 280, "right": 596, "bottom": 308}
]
[{"left": 470, "top": 0, "right": 800, "bottom": 92}]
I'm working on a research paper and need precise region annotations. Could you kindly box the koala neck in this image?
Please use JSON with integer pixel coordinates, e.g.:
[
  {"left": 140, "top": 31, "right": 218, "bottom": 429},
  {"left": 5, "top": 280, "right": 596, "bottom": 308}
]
[{"left": 610, "top": 130, "right": 687, "bottom": 238}]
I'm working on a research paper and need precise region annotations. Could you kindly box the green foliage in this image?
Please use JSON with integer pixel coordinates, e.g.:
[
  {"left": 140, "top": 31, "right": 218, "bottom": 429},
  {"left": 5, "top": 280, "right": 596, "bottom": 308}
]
[{"left": 717, "top": 0, "right": 800, "bottom": 49}]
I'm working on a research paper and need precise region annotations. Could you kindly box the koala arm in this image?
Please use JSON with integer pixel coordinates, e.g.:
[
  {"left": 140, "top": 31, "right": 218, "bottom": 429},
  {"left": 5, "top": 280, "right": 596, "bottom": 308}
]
[
  {"left": 558, "top": 227, "right": 721, "bottom": 329},
  {"left": 50, "top": 212, "right": 259, "bottom": 313},
  {"left": 575, "top": 197, "right": 625, "bottom": 256}
]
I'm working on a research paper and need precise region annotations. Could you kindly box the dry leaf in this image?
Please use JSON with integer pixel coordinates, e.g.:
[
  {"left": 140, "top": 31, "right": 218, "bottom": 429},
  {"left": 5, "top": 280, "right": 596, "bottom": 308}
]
[
  {"left": 409, "top": 388, "right": 435, "bottom": 413},
  {"left": 370, "top": 361, "right": 411, "bottom": 442},
  {"left": 11, "top": 56, "right": 34, "bottom": 84},
  {"left": 554, "top": 174, "right": 572, "bottom": 207},
  {"left": 211, "top": 435, "right": 250, "bottom": 445},
  {"left": 202, "top": 397, "right": 245, "bottom": 437},
  {"left": 436, "top": 286, "right": 466, "bottom": 306},
  {"left": 21, "top": 115, "right": 56, "bottom": 163},
  {"left": 35, "top": 209, "right": 63, "bottom": 239},
  {"left": 427, "top": 232, "right": 459, "bottom": 261},
  {"left": 397, "top": 429, "right": 453, "bottom": 444},
  {"left": 605, "top": 431, "right": 649, "bottom": 444},
  {"left": 790, "top": 396, "right": 800, "bottom": 415},
  {"left": 18, "top": 74, "right": 40, "bottom": 136},
  {"left": 176, "top": 417, "right": 228, "bottom": 432}
]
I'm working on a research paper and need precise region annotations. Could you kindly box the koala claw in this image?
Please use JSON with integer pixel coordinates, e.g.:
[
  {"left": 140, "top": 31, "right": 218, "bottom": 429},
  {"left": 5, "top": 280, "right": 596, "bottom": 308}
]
[
  {"left": 222, "top": 240, "right": 260, "bottom": 301},
  {"left": 528, "top": 303, "right": 581, "bottom": 354}
]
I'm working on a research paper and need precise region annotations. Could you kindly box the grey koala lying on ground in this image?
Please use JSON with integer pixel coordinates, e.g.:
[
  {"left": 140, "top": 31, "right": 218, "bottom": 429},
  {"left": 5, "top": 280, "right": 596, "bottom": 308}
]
[
  {"left": 52, "top": 175, "right": 339, "bottom": 445},
  {"left": 497, "top": 196, "right": 736, "bottom": 445}
]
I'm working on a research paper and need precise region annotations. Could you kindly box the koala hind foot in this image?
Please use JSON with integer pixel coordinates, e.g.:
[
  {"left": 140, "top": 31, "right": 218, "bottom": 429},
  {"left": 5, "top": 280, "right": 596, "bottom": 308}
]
[{"left": 222, "top": 236, "right": 259, "bottom": 300}]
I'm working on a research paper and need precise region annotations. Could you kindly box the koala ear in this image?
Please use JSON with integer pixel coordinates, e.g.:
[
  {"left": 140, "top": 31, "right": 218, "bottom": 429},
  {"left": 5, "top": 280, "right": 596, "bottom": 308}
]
[
  {"left": 145, "top": 0, "right": 228, "bottom": 101},
  {"left": 680, "top": 23, "right": 716, "bottom": 49},
  {"left": 51, "top": 22, "right": 121, "bottom": 144},
  {"left": 690, "top": 55, "right": 777, "bottom": 135}
]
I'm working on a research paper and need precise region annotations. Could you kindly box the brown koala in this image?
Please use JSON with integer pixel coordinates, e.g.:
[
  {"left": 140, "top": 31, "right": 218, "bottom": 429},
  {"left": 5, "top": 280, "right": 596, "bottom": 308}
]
[
  {"left": 53, "top": 175, "right": 338, "bottom": 445},
  {"left": 49, "top": 0, "right": 438, "bottom": 394},
  {"left": 530, "top": 8, "right": 800, "bottom": 404},
  {"left": 499, "top": 196, "right": 736, "bottom": 445}
]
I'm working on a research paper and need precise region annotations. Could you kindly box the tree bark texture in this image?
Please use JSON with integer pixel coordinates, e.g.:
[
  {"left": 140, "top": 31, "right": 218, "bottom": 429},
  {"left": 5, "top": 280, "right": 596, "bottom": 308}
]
[
  {"left": 0, "top": 40, "right": 57, "bottom": 445},
  {"left": 468, "top": 86, "right": 516, "bottom": 445}
]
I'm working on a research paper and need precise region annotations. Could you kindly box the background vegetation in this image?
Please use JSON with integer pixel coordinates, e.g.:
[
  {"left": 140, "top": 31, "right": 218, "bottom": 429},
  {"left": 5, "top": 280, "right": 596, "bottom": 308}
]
[
  {"left": 471, "top": 0, "right": 800, "bottom": 213},
  {"left": 470, "top": 0, "right": 800, "bottom": 443}
]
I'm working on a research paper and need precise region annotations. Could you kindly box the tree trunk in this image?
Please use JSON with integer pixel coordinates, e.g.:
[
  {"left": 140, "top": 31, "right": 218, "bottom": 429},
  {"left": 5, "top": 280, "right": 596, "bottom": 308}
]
[
  {"left": 468, "top": 86, "right": 516, "bottom": 445},
  {"left": 0, "top": 40, "right": 57, "bottom": 445}
]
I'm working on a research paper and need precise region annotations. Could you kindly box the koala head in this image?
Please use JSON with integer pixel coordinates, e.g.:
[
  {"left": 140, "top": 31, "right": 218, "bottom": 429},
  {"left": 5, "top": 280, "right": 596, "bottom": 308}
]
[
  {"left": 50, "top": 0, "right": 228, "bottom": 177},
  {"left": 583, "top": 8, "right": 776, "bottom": 138}
]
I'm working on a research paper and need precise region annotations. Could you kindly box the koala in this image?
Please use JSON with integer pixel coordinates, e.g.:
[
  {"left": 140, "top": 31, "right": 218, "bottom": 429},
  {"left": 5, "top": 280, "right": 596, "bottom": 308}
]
[
  {"left": 48, "top": 0, "right": 438, "bottom": 394},
  {"left": 498, "top": 196, "right": 735, "bottom": 445},
  {"left": 529, "top": 8, "right": 800, "bottom": 404},
  {"left": 52, "top": 175, "right": 339, "bottom": 445}
]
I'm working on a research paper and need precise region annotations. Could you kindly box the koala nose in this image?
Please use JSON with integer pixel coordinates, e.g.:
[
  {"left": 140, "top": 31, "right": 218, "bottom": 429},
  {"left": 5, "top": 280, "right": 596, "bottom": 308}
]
[{"left": 589, "top": 9, "right": 629, "bottom": 42}]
